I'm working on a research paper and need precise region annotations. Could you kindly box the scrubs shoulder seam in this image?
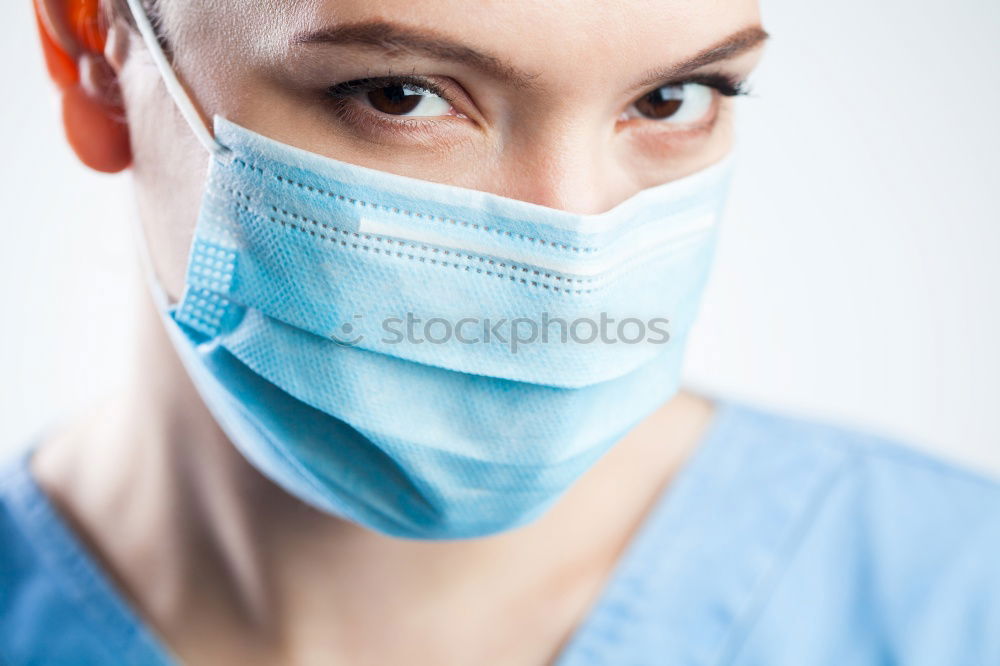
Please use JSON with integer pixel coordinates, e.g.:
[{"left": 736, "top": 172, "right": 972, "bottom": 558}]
[{"left": 854, "top": 437, "right": 1000, "bottom": 490}]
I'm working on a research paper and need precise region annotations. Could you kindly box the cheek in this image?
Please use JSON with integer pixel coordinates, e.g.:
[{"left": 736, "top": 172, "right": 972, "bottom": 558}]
[{"left": 122, "top": 62, "right": 210, "bottom": 300}]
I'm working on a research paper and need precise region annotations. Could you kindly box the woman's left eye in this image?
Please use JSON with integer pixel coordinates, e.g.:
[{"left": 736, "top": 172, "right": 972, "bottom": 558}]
[
  {"left": 329, "top": 79, "right": 454, "bottom": 118},
  {"left": 625, "top": 83, "right": 715, "bottom": 124}
]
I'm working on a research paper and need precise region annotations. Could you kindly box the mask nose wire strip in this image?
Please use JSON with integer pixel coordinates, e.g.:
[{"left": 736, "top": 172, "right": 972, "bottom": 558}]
[{"left": 124, "top": 0, "right": 228, "bottom": 157}]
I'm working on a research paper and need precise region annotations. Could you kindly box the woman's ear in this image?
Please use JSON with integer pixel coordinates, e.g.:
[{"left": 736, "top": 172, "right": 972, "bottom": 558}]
[{"left": 34, "top": 0, "right": 132, "bottom": 173}]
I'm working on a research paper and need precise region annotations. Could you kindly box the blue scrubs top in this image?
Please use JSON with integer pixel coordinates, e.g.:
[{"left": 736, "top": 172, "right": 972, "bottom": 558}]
[{"left": 2, "top": 400, "right": 999, "bottom": 665}]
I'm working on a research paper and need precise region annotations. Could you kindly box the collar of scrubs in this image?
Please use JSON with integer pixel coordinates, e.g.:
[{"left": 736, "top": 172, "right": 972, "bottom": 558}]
[
  {"left": 552, "top": 399, "right": 850, "bottom": 665},
  {"left": 0, "top": 399, "right": 849, "bottom": 665}
]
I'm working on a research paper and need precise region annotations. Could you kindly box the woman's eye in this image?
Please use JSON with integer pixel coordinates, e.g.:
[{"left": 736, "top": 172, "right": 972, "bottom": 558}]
[
  {"left": 626, "top": 83, "right": 714, "bottom": 124},
  {"left": 360, "top": 83, "right": 453, "bottom": 118}
]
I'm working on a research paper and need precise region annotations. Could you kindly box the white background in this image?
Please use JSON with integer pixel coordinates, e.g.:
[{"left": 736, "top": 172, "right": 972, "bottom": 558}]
[{"left": 2, "top": 1, "right": 998, "bottom": 473}]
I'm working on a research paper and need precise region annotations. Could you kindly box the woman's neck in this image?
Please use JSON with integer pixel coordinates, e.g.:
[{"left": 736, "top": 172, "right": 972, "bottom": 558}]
[{"left": 32, "top": 284, "right": 714, "bottom": 665}]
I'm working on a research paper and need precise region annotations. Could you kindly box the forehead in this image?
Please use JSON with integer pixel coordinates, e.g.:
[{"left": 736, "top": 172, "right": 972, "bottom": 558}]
[{"left": 166, "top": 0, "right": 761, "bottom": 81}]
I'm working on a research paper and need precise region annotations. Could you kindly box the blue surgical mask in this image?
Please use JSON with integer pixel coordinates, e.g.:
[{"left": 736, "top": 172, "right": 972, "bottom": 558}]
[{"left": 126, "top": 0, "right": 736, "bottom": 539}]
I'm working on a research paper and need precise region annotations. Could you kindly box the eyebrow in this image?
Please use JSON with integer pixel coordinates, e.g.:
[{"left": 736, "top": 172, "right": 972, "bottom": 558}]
[
  {"left": 293, "top": 21, "right": 769, "bottom": 92},
  {"left": 630, "top": 26, "right": 770, "bottom": 91},
  {"left": 293, "top": 21, "right": 539, "bottom": 88}
]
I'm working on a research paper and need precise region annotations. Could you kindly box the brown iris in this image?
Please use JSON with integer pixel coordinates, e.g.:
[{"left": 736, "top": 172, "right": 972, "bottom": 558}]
[
  {"left": 366, "top": 85, "right": 424, "bottom": 115},
  {"left": 634, "top": 86, "right": 685, "bottom": 120}
]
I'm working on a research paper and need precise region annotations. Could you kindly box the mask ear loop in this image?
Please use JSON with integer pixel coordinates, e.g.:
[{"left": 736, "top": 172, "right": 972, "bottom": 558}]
[
  {"left": 122, "top": 0, "right": 230, "bottom": 313},
  {"left": 123, "top": 0, "right": 229, "bottom": 159}
]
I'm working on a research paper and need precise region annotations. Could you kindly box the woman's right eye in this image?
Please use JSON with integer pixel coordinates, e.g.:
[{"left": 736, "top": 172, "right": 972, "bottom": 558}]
[{"left": 329, "top": 78, "right": 456, "bottom": 118}]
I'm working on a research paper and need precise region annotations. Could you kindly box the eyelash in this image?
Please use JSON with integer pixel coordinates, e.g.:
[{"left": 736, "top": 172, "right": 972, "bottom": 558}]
[
  {"left": 676, "top": 73, "right": 751, "bottom": 98},
  {"left": 324, "top": 72, "right": 751, "bottom": 133},
  {"left": 328, "top": 75, "right": 450, "bottom": 102}
]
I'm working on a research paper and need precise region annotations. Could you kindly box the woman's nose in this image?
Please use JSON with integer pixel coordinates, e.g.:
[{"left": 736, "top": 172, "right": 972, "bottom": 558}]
[{"left": 494, "top": 127, "right": 637, "bottom": 216}]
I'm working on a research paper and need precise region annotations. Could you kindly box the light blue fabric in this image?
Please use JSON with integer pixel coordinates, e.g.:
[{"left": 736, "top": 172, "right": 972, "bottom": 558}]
[
  {"left": 2, "top": 400, "right": 999, "bottom": 665},
  {"left": 158, "top": 117, "right": 735, "bottom": 540}
]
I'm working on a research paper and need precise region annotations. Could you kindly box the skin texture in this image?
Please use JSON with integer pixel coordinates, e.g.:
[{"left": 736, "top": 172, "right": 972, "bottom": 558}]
[{"left": 33, "top": 1, "right": 765, "bottom": 664}]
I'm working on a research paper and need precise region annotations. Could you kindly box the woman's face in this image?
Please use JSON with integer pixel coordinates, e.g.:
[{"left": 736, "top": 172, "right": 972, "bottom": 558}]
[{"left": 121, "top": 0, "right": 765, "bottom": 296}]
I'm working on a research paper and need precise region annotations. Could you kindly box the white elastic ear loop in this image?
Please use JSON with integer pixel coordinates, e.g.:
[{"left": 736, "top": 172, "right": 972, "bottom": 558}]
[
  {"left": 124, "top": 0, "right": 227, "bottom": 157},
  {"left": 129, "top": 191, "right": 172, "bottom": 313}
]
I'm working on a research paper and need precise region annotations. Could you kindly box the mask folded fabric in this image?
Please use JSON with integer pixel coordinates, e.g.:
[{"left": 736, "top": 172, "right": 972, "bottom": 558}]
[{"left": 126, "top": 0, "right": 736, "bottom": 539}]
